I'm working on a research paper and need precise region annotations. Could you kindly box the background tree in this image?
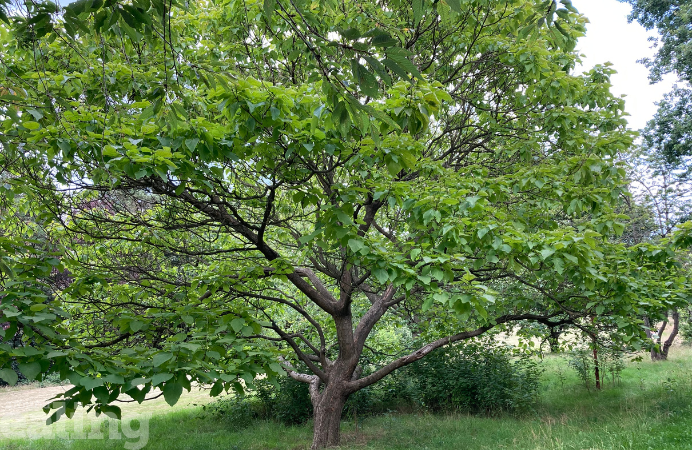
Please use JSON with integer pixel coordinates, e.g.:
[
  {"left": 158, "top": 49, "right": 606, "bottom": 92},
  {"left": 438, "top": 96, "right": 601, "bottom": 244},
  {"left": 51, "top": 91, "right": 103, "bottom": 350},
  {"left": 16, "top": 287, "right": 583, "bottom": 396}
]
[
  {"left": 1, "top": 0, "right": 688, "bottom": 448},
  {"left": 620, "top": 0, "right": 692, "bottom": 360},
  {"left": 622, "top": 0, "right": 692, "bottom": 83}
]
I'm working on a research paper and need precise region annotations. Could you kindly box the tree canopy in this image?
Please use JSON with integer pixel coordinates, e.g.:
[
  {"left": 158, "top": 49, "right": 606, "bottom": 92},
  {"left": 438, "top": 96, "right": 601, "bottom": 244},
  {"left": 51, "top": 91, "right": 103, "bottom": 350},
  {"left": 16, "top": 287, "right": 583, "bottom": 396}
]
[
  {"left": 0, "top": 0, "right": 689, "bottom": 448},
  {"left": 622, "top": 0, "right": 692, "bottom": 171},
  {"left": 622, "top": 0, "right": 692, "bottom": 83}
]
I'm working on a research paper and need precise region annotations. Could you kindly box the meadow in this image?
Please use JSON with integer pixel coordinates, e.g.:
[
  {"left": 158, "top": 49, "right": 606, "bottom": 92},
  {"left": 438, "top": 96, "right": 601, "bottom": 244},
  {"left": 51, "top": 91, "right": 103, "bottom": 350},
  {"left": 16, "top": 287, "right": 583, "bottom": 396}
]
[{"left": 1, "top": 346, "right": 692, "bottom": 449}]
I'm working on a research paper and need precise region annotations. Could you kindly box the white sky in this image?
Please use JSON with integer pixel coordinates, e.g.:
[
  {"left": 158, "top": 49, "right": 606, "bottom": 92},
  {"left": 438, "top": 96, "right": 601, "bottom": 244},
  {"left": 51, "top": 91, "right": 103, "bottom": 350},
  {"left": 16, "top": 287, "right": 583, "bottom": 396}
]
[{"left": 575, "top": 0, "right": 678, "bottom": 131}]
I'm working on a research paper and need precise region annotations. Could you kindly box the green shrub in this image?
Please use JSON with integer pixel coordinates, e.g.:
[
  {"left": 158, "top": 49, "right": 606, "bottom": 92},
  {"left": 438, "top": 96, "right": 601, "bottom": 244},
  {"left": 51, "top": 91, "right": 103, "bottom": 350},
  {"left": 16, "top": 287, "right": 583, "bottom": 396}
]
[
  {"left": 679, "top": 309, "right": 692, "bottom": 345},
  {"left": 407, "top": 341, "right": 542, "bottom": 415},
  {"left": 255, "top": 375, "right": 313, "bottom": 425},
  {"left": 201, "top": 394, "right": 268, "bottom": 431},
  {"left": 202, "top": 341, "right": 542, "bottom": 428},
  {"left": 202, "top": 375, "right": 313, "bottom": 428}
]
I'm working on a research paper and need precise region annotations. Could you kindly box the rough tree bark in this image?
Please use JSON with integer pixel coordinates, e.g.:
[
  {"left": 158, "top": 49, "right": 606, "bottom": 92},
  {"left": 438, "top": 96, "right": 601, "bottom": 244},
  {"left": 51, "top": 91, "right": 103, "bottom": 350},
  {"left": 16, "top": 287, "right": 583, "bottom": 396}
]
[{"left": 311, "top": 383, "right": 348, "bottom": 449}]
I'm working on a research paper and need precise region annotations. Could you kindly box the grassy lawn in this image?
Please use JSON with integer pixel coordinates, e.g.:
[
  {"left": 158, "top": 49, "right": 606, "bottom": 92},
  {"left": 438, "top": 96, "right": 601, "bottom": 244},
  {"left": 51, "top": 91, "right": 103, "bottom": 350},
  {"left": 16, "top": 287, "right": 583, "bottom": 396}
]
[{"left": 2, "top": 346, "right": 692, "bottom": 449}]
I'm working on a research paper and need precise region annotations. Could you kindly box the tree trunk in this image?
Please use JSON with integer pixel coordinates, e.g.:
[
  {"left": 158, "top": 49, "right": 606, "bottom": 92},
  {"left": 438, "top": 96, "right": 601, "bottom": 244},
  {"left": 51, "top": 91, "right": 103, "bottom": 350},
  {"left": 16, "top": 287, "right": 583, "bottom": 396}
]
[
  {"left": 592, "top": 345, "right": 600, "bottom": 390},
  {"left": 589, "top": 316, "right": 600, "bottom": 390},
  {"left": 547, "top": 326, "right": 561, "bottom": 353},
  {"left": 311, "top": 382, "right": 348, "bottom": 449},
  {"left": 651, "top": 309, "right": 679, "bottom": 361}
]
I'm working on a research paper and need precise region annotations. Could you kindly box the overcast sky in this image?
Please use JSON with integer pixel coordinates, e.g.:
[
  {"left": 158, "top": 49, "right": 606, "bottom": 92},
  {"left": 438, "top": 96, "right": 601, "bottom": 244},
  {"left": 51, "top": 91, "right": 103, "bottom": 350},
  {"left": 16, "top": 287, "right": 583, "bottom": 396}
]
[{"left": 574, "top": 0, "right": 678, "bottom": 131}]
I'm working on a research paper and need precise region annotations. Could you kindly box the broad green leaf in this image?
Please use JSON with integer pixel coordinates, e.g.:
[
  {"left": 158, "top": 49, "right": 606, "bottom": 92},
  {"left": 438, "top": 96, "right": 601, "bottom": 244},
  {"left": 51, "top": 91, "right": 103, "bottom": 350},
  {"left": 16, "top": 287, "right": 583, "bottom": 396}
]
[
  {"left": 81, "top": 377, "right": 104, "bottom": 390},
  {"left": 0, "top": 368, "right": 18, "bottom": 386},
  {"left": 153, "top": 352, "right": 174, "bottom": 367},
  {"left": 231, "top": 318, "right": 245, "bottom": 333},
  {"left": 373, "top": 268, "right": 389, "bottom": 284},
  {"left": 210, "top": 379, "right": 224, "bottom": 396},
  {"left": 348, "top": 238, "right": 365, "bottom": 253},
  {"left": 152, "top": 373, "right": 174, "bottom": 386},
  {"left": 412, "top": 0, "right": 423, "bottom": 24},
  {"left": 163, "top": 381, "right": 183, "bottom": 406},
  {"left": 18, "top": 362, "right": 41, "bottom": 381}
]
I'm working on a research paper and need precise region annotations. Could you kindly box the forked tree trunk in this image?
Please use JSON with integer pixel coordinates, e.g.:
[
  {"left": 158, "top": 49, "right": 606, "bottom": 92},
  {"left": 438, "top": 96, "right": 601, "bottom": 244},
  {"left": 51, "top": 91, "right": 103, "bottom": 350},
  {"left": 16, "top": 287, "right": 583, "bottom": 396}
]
[
  {"left": 650, "top": 309, "right": 679, "bottom": 361},
  {"left": 311, "top": 382, "right": 348, "bottom": 449}
]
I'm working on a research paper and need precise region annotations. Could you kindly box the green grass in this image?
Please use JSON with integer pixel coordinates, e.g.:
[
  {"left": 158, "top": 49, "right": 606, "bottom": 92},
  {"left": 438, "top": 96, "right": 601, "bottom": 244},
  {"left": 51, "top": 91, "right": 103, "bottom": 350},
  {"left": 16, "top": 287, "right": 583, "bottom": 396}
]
[{"left": 3, "top": 347, "right": 692, "bottom": 449}]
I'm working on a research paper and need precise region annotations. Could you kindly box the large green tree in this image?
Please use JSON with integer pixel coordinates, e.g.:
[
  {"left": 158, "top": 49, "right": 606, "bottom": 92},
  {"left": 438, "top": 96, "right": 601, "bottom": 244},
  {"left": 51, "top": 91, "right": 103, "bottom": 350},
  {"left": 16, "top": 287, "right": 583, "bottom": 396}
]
[{"left": 1, "top": 0, "right": 687, "bottom": 447}]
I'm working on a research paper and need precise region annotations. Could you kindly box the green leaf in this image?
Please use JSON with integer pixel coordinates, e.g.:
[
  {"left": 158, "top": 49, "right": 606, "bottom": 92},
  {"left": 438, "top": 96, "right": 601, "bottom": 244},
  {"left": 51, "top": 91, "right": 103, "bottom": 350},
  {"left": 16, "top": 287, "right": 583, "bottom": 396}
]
[
  {"left": 340, "top": 27, "right": 361, "bottom": 40},
  {"left": 23, "top": 121, "right": 40, "bottom": 130},
  {"left": 268, "top": 362, "right": 286, "bottom": 375},
  {"left": 102, "top": 374, "right": 125, "bottom": 384},
  {"left": 122, "top": 4, "right": 151, "bottom": 27},
  {"left": 422, "top": 295, "right": 434, "bottom": 312},
  {"left": 185, "top": 138, "right": 199, "bottom": 151},
  {"left": 231, "top": 318, "right": 245, "bottom": 333},
  {"left": 93, "top": 385, "right": 110, "bottom": 403},
  {"left": 386, "top": 51, "right": 422, "bottom": 79},
  {"left": 373, "top": 268, "right": 389, "bottom": 284},
  {"left": 613, "top": 222, "right": 625, "bottom": 236},
  {"left": 26, "top": 109, "right": 43, "bottom": 120},
  {"left": 18, "top": 362, "right": 41, "bottom": 381},
  {"left": 81, "top": 377, "right": 104, "bottom": 390},
  {"left": 263, "top": 0, "right": 275, "bottom": 21},
  {"left": 445, "top": 0, "right": 462, "bottom": 14},
  {"left": 540, "top": 248, "right": 555, "bottom": 260},
  {"left": 46, "top": 406, "right": 65, "bottom": 425},
  {"left": 433, "top": 291, "right": 449, "bottom": 304},
  {"left": 153, "top": 352, "right": 174, "bottom": 367},
  {"left": 152, "top": 373, "right": 173, "bottom": 386},
  {"left": 163, "top": 381, "right": 183, "bottom": 406},
  {"left": 348, "top": 238, "right": 365, "bottom": 253},
  {"left": 412, "top": 0, "right": 423, "bottom": 24},
  {"left": 0, "top": 368, "right": 18, "bottom": 386},
  {"left": 556, "top": 8, "right": 570, "bottom": 20},
  {"left": 210, "top": 379, "right": 224, "bottom": 396},
  {"left": 371, "top": 33, "right": 398, "bottom": 48},
  {"left": 386, "top": 158, "right": 402, "bottom": 176},
  {"left": 126, "top": 385, "right": 149, "bottom": 403},
  {"left": 382, "top": 58, "right": 410, "bottom": 80},
  {"left": 351, "top": 60, "right": 379, "bottom": 97},
  {"left": 270, "top": 106, "right": 281, "bottom": 121},
  {"left": 363, "top": 56, "right": 392, "bottom": 86},
  {"left": 553, "top": 257, "right": 564, "bottom": 274}
]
